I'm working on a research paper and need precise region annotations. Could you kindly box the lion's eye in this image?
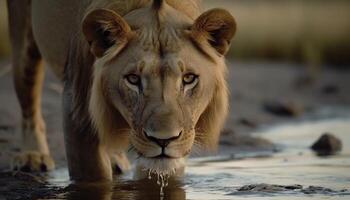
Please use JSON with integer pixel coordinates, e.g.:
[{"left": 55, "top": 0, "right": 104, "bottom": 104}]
[
  {"left": 183, "top": 73, "right": 198, "bottom": 85},
  {"left": 125, "top": 74, "right": 140, "bottom": 85}
]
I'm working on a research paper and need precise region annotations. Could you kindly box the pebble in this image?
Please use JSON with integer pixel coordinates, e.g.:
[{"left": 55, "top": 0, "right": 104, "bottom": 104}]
[
  {"left": 263, "top": 100, "right": 303, "bottom": 117},
  {"left": 311, "top": 133, "right": 342, "bottom": 155}
]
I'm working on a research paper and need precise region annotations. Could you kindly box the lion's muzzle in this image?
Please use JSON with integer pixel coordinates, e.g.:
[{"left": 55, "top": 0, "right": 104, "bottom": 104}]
[{"left": 143, "top": 130, "right": 182, "bottom": 158}]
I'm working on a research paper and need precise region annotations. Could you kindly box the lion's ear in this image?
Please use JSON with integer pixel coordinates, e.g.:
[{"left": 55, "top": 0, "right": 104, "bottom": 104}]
[
  {"left": 192, "top": 8, "right": 236, "bottom": 55},
  {"left": 82, "top": 9, "right": 131, "bottom": 58}
]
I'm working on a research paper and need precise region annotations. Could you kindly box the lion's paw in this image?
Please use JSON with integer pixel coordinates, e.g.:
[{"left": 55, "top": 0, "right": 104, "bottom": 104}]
[
  {"left": 12, "top": 151, "right": 55, "bottom": 172},
  {"left": 111, "top": 153, "right": 130, "bottom": 174}
]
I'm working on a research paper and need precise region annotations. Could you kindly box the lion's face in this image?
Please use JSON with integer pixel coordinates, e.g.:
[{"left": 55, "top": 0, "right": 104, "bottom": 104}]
[
  {"left": 83, "top": 4, "right": 236, "bottom": 173},
  {"left": 103, "top": 40, "right": 217, "bottom": 171}
]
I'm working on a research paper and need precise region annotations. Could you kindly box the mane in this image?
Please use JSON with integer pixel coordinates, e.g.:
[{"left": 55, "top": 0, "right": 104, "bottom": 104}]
[
  {"left": 67, "top": 0, "right": 226, "bottom": 154},
  {"left": 195, "top": 60, "right": 229, "bottom": 151}
]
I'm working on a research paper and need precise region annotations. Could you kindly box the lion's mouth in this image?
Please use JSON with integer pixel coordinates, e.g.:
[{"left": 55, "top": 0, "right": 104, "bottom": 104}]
[
  {"left": 148, "top": 148, "right": 180, "bottom": 159},
  {"left": 136, "top": 150, "right": 179, "bottom": 161},
  {"left": 136, "top": 155, "right": 186, "bottom": 176},
  {"left": 150, "top": 154, "right": 173, "bottom": 159},
  {"left": 133, "top": 145, "right": 183, "bottom": 160}
]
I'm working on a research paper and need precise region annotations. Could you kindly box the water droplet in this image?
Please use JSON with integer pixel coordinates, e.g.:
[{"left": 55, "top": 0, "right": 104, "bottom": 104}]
[
  {"left": 144, "top": 166, "right": 178, "bottom": 197},
  {"left": 160, "top": 186, "right": 164, "bottom": 198},
  {"left": 148, "top": 169, "right": 152, "bottom": 179}
]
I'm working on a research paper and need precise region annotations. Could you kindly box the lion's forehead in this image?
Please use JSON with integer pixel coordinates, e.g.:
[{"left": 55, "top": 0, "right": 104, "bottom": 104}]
[
  {"left": 119, "top": 5, "right": 207, "bottom": 77},
  {"left": 124, "top": 3, "right": 193, "bottom": 54},
  {"left": 138, "top": 56, "right": 184, "bottom": 77},
  {"left": 134, "top": 27, "right": 186, "bottom": 59}
]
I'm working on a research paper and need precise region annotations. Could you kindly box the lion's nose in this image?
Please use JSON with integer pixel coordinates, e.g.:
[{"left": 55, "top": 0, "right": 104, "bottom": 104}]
[{"left": 144, "top": 130, "right": 182, "bottom": 148}]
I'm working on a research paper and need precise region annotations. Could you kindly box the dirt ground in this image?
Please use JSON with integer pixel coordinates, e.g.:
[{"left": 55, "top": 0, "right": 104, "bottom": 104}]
[{"left": 0, "top": 60, "right": 350, "bottom": 199}]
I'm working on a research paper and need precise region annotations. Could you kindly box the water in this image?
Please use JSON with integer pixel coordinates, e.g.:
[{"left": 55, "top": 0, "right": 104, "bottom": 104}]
[{"left": 48, "top": 118, "right": 350, "bottom": 200}]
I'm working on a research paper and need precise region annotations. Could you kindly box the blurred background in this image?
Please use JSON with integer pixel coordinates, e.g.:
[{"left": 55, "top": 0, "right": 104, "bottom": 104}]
[
  {"left": 205, "top": 0, "right": 350, "bottom": 67},
  {"left": 1, "top": 0, "right": 350, "bottom": 160},
  {"left": 1, "top": 0, "right": 350, "bottom": 66},
  {"left": 0, "top": 1, "right": 350, "bottom": 199}
]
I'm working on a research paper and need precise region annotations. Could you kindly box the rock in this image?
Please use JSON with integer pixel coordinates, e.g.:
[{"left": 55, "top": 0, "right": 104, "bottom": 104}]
[
  {"left": 263, "top": 100, "right": 303, "bottom": 117},
  {"left": 235, "top": 184, "right": 347, "bottom": 195},
  {"left": 238, "top": 184, "right": 303, "bottom": 192},
  {"left": 311, "top": 133, "right": 342, "bottom": 155},
  {"left": 237, "top": 118, "right": 257, "bottom": 128},
  {"left": 321, "top": 84, "right": 339, "bottom": 95},
  {"left": 221, "top": 129, "right": 235, "bottom": 136},
  {"left": 219, "top": 132, "right": 273, "bottom": 149},
  {"left": 0, "top": 125, "right": 13, "bottom": 131},
  {"left": 301, "top": 186, "right": 342, "bottom": 194}
]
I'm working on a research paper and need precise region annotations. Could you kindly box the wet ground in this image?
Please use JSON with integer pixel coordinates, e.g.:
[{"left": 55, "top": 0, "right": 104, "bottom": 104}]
[
  {"left": 184, "top": 118, "right": 350, "bottom": 200},
  {"left": 0, "top": 61, "right": 350, "bottom": 199},
  {"left": 2, "top": 117, "right": 349, "bottom": 200}
]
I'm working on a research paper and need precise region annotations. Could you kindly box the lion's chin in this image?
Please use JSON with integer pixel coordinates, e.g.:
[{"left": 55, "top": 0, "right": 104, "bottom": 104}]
[{"left": 136, "top": 157, "right": 186, "bottom": 176}]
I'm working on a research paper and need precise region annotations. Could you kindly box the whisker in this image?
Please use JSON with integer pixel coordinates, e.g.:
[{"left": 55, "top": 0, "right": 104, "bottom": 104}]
[
  {"left": 191, "top": 142, "right": 204, "bottom": 156},
  {"left": 127, "top": 146, "right": 135, "bottom": 153}
]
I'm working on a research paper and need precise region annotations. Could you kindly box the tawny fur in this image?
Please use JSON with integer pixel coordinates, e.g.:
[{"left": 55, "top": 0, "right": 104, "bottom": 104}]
[
  {"left": 87, "top": 0, "right": 232, "bottom": 154},
  {"left": 7, "top": 0, "right": 235, "bottom": 180}
]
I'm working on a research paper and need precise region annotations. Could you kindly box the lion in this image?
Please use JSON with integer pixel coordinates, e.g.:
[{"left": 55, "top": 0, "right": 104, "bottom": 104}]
[{"left": 7, "top": 0, "right": 236, "bottom": 181}]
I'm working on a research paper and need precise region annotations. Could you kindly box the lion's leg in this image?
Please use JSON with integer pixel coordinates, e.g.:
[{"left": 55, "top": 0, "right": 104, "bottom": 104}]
[
  {"left": 62, "top": 87, "right": 112, "bottom": 181},
  {"left": 8, "top": 0, "right": 54, "bottom": 172},
  {"left": 110, "top": 152, "right": 130, "bottom": 174}
]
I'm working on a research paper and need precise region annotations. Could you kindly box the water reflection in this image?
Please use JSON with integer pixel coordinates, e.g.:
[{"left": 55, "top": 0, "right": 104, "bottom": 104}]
[
  {"left": 63, "top": 178, "right": 185, "bottom": 200},
  {"left": 52, "top": 117, "right": 350, "bottom": 200}
]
